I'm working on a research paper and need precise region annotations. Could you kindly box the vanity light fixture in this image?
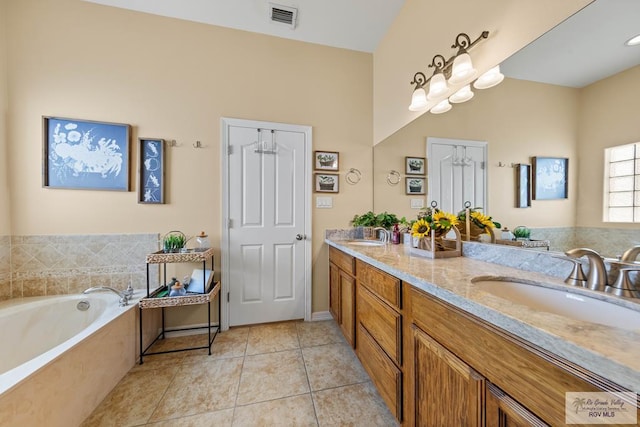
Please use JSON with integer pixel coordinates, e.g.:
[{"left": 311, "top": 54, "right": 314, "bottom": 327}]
[
  {"left": 409, "top": 30, "right": 504, "bottom": 114},
  {"left": 625, "top": 33, "right": 640, "bottom": 46}
]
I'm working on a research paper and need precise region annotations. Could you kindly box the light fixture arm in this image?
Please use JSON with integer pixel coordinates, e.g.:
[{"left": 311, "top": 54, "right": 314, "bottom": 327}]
[
  {"left": 410, "top": 71, "right": 428, "bottom": 90},
  {"left": 452, "top": 31, "right": 489, "bottom": 54}
]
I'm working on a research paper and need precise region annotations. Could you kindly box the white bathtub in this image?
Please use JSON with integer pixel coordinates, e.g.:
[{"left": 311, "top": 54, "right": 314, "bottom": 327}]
[{"left": 0, "top": 292, "right": 141, "bottom": 426}]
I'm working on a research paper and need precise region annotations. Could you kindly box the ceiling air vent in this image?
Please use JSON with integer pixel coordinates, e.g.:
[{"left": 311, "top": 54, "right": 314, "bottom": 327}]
[{"left": 269, "top": 3, "right": 297, "bottom": 29}]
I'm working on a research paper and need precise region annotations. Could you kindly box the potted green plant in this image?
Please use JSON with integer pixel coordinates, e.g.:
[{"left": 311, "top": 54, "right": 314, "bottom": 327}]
[{"left": 162, "top": 231, "right": 189, "bottom": 253}]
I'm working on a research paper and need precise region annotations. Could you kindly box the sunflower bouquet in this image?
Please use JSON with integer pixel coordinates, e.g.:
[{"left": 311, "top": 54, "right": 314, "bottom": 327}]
[
  {"left": 411, "top": 208, "right": 459, "bottom": 251},
  {"left": 456, "top": 207, "right": 501, "bottom": 240}
]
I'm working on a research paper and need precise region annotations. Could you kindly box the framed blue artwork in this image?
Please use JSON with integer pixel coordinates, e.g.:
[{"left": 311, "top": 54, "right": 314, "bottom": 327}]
[
  {"left": 43, "top": 116, "right": 131, "bottom": 191},
  {"left": 138, "top": 138, "right": 165, "bottom": 204},
  {"left": 532, "top": 157, "right": 568, "bottom": 200}
]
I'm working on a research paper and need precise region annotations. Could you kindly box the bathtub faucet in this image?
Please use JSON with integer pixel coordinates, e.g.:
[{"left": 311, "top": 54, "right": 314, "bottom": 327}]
[{"left": 83, "top": 286, "right": 130, "bottom": 307}]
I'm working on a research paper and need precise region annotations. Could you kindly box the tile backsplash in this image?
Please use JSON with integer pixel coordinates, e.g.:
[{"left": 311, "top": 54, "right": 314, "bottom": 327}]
[{"left": 1, "top": 233, "right": 159, "bottom": 300}]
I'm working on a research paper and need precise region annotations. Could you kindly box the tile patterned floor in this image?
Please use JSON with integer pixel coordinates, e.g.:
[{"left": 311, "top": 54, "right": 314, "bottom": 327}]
[{"left": 81, "top": 320, "right": 398, "bottom": 427}]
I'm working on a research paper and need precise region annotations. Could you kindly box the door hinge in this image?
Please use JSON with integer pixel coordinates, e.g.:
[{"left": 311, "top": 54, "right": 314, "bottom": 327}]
[
  {"left": 228, "top": 218, "right": 233, "bottom": 228},
  {"left": 227, "top": 145, "right": 233, "bottom": 155},
  {"left": 227, "top": 292, "right": 230, "bottom": 302},
  {"left": 481, "top": 161, "right": 485, "bottom": 169}
]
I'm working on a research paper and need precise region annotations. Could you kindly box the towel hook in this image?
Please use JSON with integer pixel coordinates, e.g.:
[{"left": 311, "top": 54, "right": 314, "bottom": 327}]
[{"left": 193, "top": 140, "right": 204, "bottom": 148}]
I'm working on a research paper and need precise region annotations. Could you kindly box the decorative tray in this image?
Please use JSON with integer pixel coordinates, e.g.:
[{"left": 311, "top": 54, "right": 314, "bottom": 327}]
[
  {"left": 139, "top": 281, "right": 220, "bottom": 309},
  {"left": 145, "top": 247, "right": 215, "bottom": 264}
]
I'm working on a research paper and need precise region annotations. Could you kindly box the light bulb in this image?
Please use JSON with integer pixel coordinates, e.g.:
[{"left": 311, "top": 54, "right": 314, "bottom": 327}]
[
  {"left": 449, "top": 85, "right": 474, "bottom": 103},
  {"left": 427, "top": 72, "right": 448, "bottom": 100},
  {"left": 409, "top": 87, "right": 428, "bottom": 111},
  {"left": 448, "top": 53, "right": 476, "bottom": 84},
  {"left": 473, "top": 65, "right": 504, "bottom": 89},
  {"left": 430, "top": 99, "right": 452, "bottom": 114}
]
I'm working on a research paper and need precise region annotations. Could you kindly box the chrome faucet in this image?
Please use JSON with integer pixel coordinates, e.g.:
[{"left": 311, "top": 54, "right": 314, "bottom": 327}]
[
  {"left": 83, "top": 286, "right": 130, "bottom": 306},
  {"left": 620, "top": 245, "right": 640, "bottom": 263},
  {"left": 372, "top": 227, "right": 390, "bottom": 244},
  {"left": 565, "top": 248, "right": 608, "bottom": 291}
]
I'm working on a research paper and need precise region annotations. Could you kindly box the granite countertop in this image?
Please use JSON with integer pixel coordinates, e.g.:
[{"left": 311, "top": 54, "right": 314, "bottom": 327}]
[{"left": 325, "top": 237, "right": 640, "bottom": 393}]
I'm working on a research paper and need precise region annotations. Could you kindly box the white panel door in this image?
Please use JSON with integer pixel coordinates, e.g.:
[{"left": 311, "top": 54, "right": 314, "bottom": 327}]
[
  {"left": 228, "top": 125, "right": 307, "bottom": 326},
  {"left": 427, "top": 138, "right": 487, "bottom": 214}
]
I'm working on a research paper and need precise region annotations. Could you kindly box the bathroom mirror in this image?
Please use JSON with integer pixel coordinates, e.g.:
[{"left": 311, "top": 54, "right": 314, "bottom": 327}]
[{"left": 373, "top": 0, "right": 640, "bottom": 258}]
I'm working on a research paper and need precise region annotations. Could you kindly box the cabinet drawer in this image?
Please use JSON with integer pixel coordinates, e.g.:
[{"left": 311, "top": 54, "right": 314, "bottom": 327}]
[
  {"left": 357, "top": 324, "right": 402, "bottom": 422},
  {"left": 329, "top": 247, "right": 355, "bottom": 276},
  {"left": 356, "top": 259, "right": 401, "bottom": 309},
  {"left": 357, "top": 284, "right": 401, "bottom": 366}
]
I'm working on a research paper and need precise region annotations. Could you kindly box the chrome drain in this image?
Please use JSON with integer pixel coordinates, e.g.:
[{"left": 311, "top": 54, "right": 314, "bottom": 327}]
[{"left": 77, "top": 300, "right": 90, "bottom": 311}]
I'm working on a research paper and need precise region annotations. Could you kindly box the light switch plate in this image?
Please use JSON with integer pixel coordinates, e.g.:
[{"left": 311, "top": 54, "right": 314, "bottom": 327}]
[
  {"left": 410, "top": 198, "right": 425, "bottom": 209},
  {"left": 316, "top": 196, "right": 333, "bottom": 208}
]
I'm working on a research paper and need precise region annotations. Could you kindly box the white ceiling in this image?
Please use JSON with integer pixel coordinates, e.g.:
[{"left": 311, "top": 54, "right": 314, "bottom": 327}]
[
  {"left": 501, "top": 0, "right": 640, "bottom": 88},
  {"left": 85, "top": 0, "right": 639, "bottom": 87},
  {"left": 83, "top": 0, "right": 407, "bottom": 53}
]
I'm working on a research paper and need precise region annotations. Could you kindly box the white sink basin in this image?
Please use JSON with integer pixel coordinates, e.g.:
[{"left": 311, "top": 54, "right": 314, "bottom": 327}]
[
  {"left": 345, "top": 240, "right": 385, "bottom": 246},
  {"left": 472, "top": 278, "right": 640, "bottom": 332}
]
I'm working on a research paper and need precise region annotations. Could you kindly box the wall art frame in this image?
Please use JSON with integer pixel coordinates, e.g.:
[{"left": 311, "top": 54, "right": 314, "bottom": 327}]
[
  {"left": 515, "top": 163, "right": 531, "bottom": 208},
  {"left": 314, "top": 151, "right": 339, "bottom": 171},
  {"left": 532, "top": 156, "right": 568, "bottom": 200},
  {"left": 138, "top": 138, "right": 165, "bottom": 204},
  {"left": 314, "top": 173, "right": 339, "bottom": 193},
  {"left": 406, "top": 177, "right": 426, "bottom": 195},
  {"left": 405, "top": 156, "right": 426, "bottom": 175},
  {"left": 43, "top": 116, "right": 131, "bottom": 191}
]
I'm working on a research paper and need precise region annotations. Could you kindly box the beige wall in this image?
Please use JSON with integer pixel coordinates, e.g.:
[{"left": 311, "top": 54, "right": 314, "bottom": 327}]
[
  {"left": 374, "top": 77, "right": 579, "bottom": 229},
  {"left": 577, "top": 65, "right": 640, "bottom": 228},
  {"left": 373, "top": 0, "right": 592, "bottom": 144},
  {"left": 0, "top": 0, "right": 9, "bottom": 235},
  {"left": 5, "top": 0, "right": 373, "bottom": 313}
]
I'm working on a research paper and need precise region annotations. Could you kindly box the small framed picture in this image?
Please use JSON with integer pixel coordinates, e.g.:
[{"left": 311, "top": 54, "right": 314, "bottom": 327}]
[
  {"left": 314, "top": 151, "right": 339, "bottom": 171},
  {"left": 532, "top": 157, "right": 568, "bottom": 200},
  {"left": 406, "top": 156, "right": 426, "bottom": 175},
  {"left": 515, "top": 163, "right": 531, "bottom": 208},
  {"left": 315, "top": 173, "right": 339, "bottom": 193},
  {"left": 138, "top": 138, "right": 165, "bottom": 204},
  {"left": 406, "top": 177, "right": 426, "bottom": 195},
  {"left": 43, "top": 116, "right": 131, "bottom": 191}
]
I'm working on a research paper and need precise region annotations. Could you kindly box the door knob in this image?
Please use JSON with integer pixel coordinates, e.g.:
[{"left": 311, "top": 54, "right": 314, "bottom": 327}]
[{"left": 296, "top": 234, "right": 305, "bottom": 241}]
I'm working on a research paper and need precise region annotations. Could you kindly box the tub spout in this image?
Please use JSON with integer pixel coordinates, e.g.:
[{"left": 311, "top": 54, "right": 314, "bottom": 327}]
[{"left": 83, "top": 286, "right": 129, "bottom": 306}]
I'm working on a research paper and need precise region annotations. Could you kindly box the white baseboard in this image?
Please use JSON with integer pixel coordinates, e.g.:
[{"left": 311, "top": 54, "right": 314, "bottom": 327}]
[{"left": 311, "top": 311, "right": 333, "bottom": 321}]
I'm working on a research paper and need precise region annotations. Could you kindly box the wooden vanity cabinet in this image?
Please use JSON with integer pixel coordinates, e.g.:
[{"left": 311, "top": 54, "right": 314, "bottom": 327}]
[
  {"left": 328, "top": 247, "right": 356, "bottom": 346},
  {"left": 404, "top": 285, "right": 634, "bottom": 427},
  {"left": 355, "top": 259, "right": 403, "bottom": 421}
]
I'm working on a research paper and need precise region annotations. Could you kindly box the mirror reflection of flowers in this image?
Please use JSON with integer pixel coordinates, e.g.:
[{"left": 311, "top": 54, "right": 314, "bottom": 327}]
[{"left": 456, "top": 207, "right": 501, "bottom": 237}]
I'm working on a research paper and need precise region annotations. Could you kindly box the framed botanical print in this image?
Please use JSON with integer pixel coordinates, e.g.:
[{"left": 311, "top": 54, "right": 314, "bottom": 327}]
[
  {"left": 314, "top": 151, "right": 339, "bottom": 171},
  {"left": 138, "top": 138, "right": 165, "bottom": 204},
  {"left": 406, "top": 156, "right": 426, "bottom": 175},
  {"left": 532, "top": 157, "right": 568, "bottom": 200},
  {"left": 406, "top": 177, "right": 426, "bottom": 195},
  {"left": 315, "top": 173, "right": 339, "bottom": 193},
  {"left": 43, "top": 116, "right": 130, "bottom": 190}
]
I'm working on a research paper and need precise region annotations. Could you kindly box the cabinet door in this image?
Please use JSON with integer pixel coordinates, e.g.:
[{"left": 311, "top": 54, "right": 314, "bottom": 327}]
[
  {"left": 412, "top": 324, "right": 485, "bottom": 427},
  {"left": 329, "top": 263, "right": 340, "bottom": 322},
  {"left": 339, "top": 269, "right": 355, "bottom": 346},
  {"left": 486, "top": 383, "right": 549, "bottom": 427}
]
